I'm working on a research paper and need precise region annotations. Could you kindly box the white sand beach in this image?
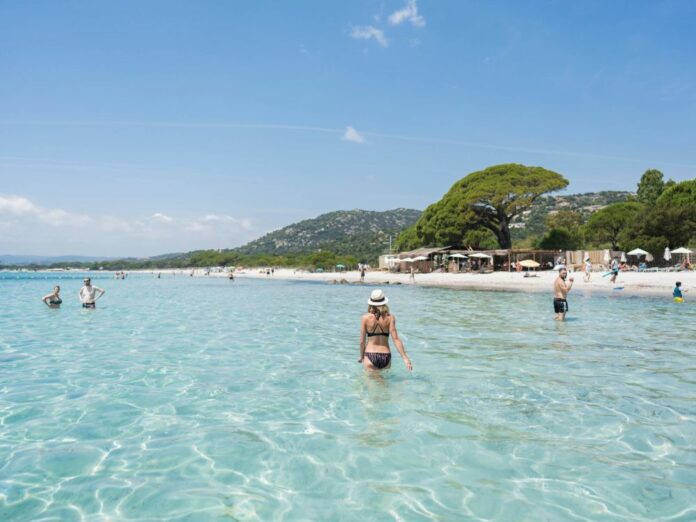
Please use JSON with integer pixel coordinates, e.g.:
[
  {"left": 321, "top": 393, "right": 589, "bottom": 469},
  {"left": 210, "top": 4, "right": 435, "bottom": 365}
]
[{"left": 221, "top": 267, "right": 695, "bottom": 298}]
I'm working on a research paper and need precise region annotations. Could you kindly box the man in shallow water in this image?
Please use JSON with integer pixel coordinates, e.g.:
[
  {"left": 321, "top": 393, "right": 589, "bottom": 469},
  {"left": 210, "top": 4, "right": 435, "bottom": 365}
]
[
  {"left": 79, "top": 277, "right": 105, "bottom": 308},
  {"left": 553, "top": 267, "right": 574, "bottom": 321}
]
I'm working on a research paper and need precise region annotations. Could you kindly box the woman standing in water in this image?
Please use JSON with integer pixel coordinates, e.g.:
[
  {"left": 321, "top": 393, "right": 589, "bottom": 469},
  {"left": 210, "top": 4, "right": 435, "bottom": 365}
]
[
  {"left": 358, "top": 289, "right": 412, "bottom": 372},
  {"left": 42, "top": 285, "right": 62, "bottom": 308}
]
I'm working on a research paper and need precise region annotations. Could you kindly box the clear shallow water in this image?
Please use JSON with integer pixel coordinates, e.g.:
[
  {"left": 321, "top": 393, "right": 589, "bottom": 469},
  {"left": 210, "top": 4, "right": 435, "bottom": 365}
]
[{"left": 0, "top": 272, "right": 694, "bottom": 521}]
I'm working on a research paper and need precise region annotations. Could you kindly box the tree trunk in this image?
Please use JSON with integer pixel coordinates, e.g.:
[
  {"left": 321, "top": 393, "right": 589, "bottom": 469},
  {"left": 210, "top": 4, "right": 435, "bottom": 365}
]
[{"left": 497, "top": 212, "right": 512, "bottom": 249}]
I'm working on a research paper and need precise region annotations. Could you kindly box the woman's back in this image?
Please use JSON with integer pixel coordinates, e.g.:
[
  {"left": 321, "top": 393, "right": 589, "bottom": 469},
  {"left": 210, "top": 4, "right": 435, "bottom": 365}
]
[{"left": 364, "top": 313, "right": 391, "bottom": 348}]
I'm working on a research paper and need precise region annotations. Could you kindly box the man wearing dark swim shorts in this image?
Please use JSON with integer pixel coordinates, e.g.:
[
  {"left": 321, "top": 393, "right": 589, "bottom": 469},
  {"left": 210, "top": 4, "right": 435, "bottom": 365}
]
[
  {"left": 79, "top": 278, "right": 105, "bottom": 309},
  {"left": 553, "top": 268, "right": 574, "bottom": 321}
]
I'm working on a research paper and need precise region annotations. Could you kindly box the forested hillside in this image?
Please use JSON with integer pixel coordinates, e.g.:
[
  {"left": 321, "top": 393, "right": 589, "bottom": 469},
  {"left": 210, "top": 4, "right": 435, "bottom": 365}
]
[
  {"left": 234, "top": 208, "right": 422, "bottom": 261},
  {"left": 510, "top": 191, "right": 632, "bottom": 241}
]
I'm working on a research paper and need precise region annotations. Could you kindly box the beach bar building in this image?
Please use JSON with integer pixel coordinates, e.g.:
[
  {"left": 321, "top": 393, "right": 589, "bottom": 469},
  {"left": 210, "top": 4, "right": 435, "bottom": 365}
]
[
  {"left": 390, "top": 247, "right": 623, "bottom": 273},
  {"left": 389, "top": 247, "right": 450, "bottom": 272},
  {"left": 444, "top": 249, "right": 560, "bottom": 273}
]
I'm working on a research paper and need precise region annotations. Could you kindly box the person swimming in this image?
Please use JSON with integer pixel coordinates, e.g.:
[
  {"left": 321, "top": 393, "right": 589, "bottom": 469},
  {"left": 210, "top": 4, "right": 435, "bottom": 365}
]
[
  {"left": 42, "top": 285, "right": 62, "bottom": 308},
  {"left": 358, "top": 289, "right": 412, "bottom": 372}
]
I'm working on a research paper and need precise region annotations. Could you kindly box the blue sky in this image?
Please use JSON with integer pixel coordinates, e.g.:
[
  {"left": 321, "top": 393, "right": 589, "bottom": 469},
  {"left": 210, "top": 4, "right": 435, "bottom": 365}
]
[{"left": 1, "top": 0, "right": 695, "bottom": 256}]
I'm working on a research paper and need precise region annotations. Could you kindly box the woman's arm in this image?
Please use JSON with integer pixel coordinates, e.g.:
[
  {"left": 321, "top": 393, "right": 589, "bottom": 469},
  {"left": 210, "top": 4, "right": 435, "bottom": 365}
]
[
  {"left": 390, "top": 316, "right": 412, "bottom": 371},
  {"left": 41, "top": 293, "right": 53, "bottom": 306},
  {"left": 358, "top": 317, "right": 367, "bottom": 362}
]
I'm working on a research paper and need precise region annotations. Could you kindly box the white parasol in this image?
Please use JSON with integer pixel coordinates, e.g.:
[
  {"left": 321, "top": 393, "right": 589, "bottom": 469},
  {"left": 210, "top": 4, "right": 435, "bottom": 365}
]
[
  {"left": 671, "top": 247, "right": 692, "bottom": 264},
  {"left": 469, "top": 253, "right": 492, "bottom": 259},
  {"left": 664, "top": 247, "right": 671, "bottom": 261},
  {"left": 413, "top": 255, "right": 429, "bottom": 261},
  {"left": 620, "top": 252, "right": 627, "bottom": 262},
  {"left": 603, "top": 249, "right": 611, "bottom": 263},
  {"left": 627, "top": 248, "right": 649, "bottom": 256},
  {"left": 448, "top": 253, "right": 468, "bottom": 259}
]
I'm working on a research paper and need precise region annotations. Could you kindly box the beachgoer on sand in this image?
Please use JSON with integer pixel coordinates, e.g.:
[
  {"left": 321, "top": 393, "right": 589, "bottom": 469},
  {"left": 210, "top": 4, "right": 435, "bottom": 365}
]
[
  {"left": 553, "top": 267, "right": 574, "bottom": 321},
  {"left": 584, "top": 258, "right": 592, "bottom": 282},
  {"left": 42, "top": 285, "right": 62, "bottom": 308},
  {"left": 610, "top": 257, "right": 619, "bottom": 284},
  {"left": 358, "top": 289, "right": 412, "bottom": 372},
  {"left": 79, "top": 278, "right": 105, "bottom": 308},
  {"left": 409, "top": 266, "right": 415, "bottom": 283}
]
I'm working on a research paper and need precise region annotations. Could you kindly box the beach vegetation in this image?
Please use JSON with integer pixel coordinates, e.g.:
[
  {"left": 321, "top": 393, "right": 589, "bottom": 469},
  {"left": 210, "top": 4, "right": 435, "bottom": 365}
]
[
  {"left": 537, "top": 227, "right": 581, "bottom": 251},
  {"left": 636, "top": 169, "right": 670, "bottom": 206},
  {"left": 655, "top": 178, "right": 696, "bottom": 207},
  {"left": 397, "top": 164, "right": 568, "bottom": 250},
  {"left": 584, "top": 201, "right": 643, "bottom": 250},
  {"left": 584, "top": 177, "right": 695, "bottom": 258}
]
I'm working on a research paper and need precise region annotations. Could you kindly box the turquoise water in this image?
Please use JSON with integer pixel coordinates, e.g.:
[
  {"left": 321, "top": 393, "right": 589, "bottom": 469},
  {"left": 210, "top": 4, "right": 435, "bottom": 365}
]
[{"left": 1, "top": 272, "right": 694, "bottom": 521}]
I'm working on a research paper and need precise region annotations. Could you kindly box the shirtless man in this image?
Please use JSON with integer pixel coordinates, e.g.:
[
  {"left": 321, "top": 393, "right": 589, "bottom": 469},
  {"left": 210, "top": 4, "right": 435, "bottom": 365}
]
[
  {"left": 79, "top": 277, "right": 105, "bottom": 308},
  {"left": 553, "top": 268, "right": 574, "bottom": 321}
]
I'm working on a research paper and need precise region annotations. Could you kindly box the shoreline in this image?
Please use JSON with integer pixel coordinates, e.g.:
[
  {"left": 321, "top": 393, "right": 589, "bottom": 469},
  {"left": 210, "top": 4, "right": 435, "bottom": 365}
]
[
  {"left": 227, "top": 268, "right": 693, "bottom": 299},
  {"left": 8, "top": 267, "right": 692, "bottom": 299}
]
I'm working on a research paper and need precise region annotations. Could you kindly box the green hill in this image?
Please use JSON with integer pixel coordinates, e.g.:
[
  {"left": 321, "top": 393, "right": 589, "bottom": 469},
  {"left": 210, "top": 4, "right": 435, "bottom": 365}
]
[
  {"left": 511, "top": 190, "right": 633, "bottom": 240},
  {"left": 234, "top": 208, "right": 422, "bottom": 261}
]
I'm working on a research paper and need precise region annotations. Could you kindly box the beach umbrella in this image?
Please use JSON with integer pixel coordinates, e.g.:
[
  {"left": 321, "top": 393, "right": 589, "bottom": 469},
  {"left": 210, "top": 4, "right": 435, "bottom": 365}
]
[
  {"left": 664, "top": 247, "right": 671, "bottom": 261},
  {"left": 646, "top": 253, "right": 654, "bottom": 262},
  {"left": 335, "top": 264, "right": 345, "bottom": 269},
  {"left": 603, "top": 250, "right": 611, "bottom": 263},
  {"left": 519, "top": 259, "right": 540, "bottom": 268},
  {"left": 414, "top": 255, "right": 429, "bottom": 261},
  {"left": 627, "top": 248, "right": 649, "bottom": 256},
  {"left": 620, "top": 252, "right": 627, "bottom": 262},
  {"left": 449, "top": 253, "right": 468, "bottom": 259},
  {"left": 671, "top": 247, "right": 693, "bottom": 264},
  {"left": 584, "top": 251, "right": 590, "bottom": 261},
  {"left": 469, "top": 253, "right": 492, "bottom": 259}
]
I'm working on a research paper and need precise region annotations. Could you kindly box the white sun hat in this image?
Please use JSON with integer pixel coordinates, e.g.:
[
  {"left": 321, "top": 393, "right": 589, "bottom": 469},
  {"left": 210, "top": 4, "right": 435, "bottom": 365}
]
[{"left": 367, "top": 289, "right": 389, "bottom": 306}]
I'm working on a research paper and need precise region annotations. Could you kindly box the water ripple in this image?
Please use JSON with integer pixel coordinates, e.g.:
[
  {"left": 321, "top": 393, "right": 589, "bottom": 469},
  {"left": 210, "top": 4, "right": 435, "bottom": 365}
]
[{"left": 0, "top": 273, "right": 694, "bottom": 520}]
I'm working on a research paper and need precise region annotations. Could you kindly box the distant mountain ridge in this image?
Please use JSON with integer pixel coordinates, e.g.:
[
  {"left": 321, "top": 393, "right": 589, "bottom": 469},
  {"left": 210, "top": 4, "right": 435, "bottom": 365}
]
[
  {"left": 234, "top": 208, "right": 422, "bottom": 260},
  {"left": 0, "top": 254, "right": 114, "bottom": 266}
]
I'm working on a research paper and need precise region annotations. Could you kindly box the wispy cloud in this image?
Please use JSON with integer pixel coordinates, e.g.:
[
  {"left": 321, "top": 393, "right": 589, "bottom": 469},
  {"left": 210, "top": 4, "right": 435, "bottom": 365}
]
[
  {"left": 389, "top": 0, "right": 426, "bottom": 27},
  {"left": 0, "top": 194, "right": 90, "bottom": 226},
  {"left": 151, "top": 212, "right": 173, "bottom": 223},
  {"left": 342, "top": 126, "right": 366, "bottom": 144},
  {"left": 202, "top": 214, "right": 253, "bottom": 229},
  {"left": 1, "top": 122, "right": 695, "bottom": 170},
  {"left": 0, "top": 194, "right": 256, "bottom": 256},
  {"left": 350, "top": 25, "right": 389, "bottom": 47}
]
